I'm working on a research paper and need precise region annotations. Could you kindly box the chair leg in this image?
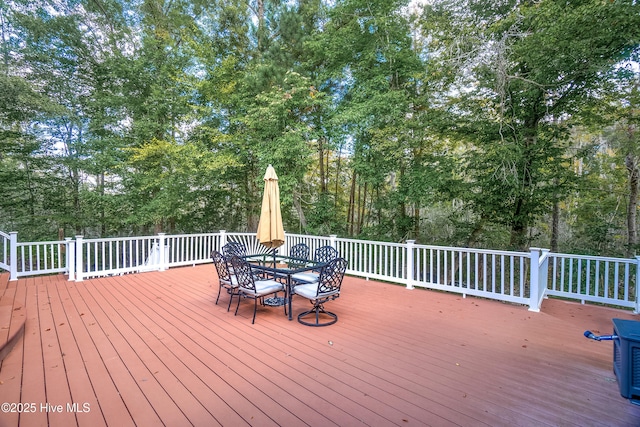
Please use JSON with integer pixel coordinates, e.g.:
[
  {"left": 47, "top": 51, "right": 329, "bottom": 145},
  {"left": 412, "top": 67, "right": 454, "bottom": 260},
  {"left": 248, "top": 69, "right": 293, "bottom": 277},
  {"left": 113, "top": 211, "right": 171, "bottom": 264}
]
[
  {"left": 226, "top": 289, "right": 235, "bottom": 312},
  {"left": 235, "top": 293, "right": 241, "bottom": 316},
  {"left": 252, "top": 298, "right": 257, "bottom": 324},
  {"left": 215, "top": 284, "right": 222, "bottom": 305},
  {"left": 297, "top": 302, "right": 338, "bottom": 327}
]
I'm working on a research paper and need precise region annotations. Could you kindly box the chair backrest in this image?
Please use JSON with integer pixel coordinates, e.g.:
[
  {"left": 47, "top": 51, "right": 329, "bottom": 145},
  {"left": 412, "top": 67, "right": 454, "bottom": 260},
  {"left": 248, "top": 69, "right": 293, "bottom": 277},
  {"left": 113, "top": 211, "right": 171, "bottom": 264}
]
[
  {"left": 211, "top": 250, "right": 231, "bottom": 282},
  {"left": 289, "top": 243, "right": 310, "bottom": 260},
  {"left": 229, "top": 255, "right": 256, "bottom": 291},
  {"left": 317, "top": 257, "right": 347, "bottom": 295},
  {"left": 223, "top": 241, "right": 247, "bottom": 257},
  {"left": 314, "top": 245, "right": 339, "bottom": 263}
]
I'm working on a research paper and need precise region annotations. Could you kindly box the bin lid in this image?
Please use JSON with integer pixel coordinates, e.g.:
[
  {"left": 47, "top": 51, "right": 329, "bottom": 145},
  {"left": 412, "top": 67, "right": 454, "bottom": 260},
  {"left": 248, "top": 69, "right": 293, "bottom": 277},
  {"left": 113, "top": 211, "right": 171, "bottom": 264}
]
[{"left": 613, "top": 318, "right": 640, "bottom": 341}]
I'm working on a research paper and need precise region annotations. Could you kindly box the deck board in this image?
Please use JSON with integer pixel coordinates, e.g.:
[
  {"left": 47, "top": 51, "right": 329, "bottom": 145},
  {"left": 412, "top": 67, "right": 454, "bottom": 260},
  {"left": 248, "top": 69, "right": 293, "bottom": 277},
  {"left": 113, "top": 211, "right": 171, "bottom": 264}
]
[{"left": 1, "top": 265, "right": 640, "bottom": 426}]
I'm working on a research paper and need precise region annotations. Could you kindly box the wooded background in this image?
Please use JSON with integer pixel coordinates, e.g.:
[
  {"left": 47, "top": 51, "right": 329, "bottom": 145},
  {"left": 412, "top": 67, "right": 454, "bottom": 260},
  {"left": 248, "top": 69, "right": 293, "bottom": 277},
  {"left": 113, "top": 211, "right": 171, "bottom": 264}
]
[{"left": 1, "top": 0, "right": 639, "bottom": 255}]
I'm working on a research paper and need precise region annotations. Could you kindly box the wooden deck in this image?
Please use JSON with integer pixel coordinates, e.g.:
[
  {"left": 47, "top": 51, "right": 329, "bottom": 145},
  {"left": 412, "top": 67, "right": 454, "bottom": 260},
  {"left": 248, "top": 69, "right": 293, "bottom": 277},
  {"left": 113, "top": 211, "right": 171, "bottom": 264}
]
[{"left": 1, "top": 265, "right": 640, "bottom": 427}]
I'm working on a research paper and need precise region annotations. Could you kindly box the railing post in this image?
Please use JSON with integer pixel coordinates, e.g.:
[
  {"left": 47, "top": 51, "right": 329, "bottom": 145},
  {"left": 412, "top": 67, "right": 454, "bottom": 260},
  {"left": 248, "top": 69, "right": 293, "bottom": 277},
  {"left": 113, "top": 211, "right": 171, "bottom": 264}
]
[
  {"left": 406, "top": 240, "right": 415, "bottom": 290},
  {"left": 635, "top": 256, "right": 640, "bottom": 314},
  {"left": 75, "top": 236, "right": 84, "bottom": 282},
  {"left": 529, "top": 247, "right": 541, "bottom": 312},
  {"left": 282, "top": 230, "right": 289, "bottom": 255},
  {"left": 158, "top": 233, "right": 166, "bottom": 271},
  {"left": 219, "top": 230, "right": 227, "bottom": 251},
  {"left": 65, "top": 238, "right": 75, "bottom": 281},
  {"left": 9, "top": 232, "right": 17, "bottom": 281},
  {"left": 329, "top": 235, "right": 337, "bottom": 249}
]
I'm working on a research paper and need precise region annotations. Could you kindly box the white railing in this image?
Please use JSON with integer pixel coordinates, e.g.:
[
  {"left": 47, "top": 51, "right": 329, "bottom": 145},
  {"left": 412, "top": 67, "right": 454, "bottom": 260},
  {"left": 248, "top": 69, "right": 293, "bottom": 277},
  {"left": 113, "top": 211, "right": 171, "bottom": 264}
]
[
  {"left": 0, "top": 230, "right": 638, "bottom": 313},
  {"left": 164, "top": 233, "right": 221, "bottom": 268},
  {"left": 16, "top": 239, "right": 69, "bottom": 277},
  {"left": 0, "top": 231, "right": 10, "bottom": 273},
  {"left": 411, "top": 244, "right": 532, "bottom": 306},
  {"left": 0, "top": 231, "right": 69, "bottom": 278},
  {"left": 283, "top": 234, "right": 536, "bottom": 308},
  {"left": 76, "top": 235, "right": 163, "bottom": 280},
  {"left": 546, "top": 253, "right": 639, "bottom": 311},
  {"left": 531, "top": 248, "right": 550, "bottom": 313}
]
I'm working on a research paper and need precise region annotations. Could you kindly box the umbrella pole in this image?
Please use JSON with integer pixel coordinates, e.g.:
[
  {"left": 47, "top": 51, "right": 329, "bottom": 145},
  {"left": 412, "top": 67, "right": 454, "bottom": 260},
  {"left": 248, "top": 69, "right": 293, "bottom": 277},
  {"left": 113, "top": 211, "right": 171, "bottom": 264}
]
[{"left": 264, "top": 246, "right": 286, "bottom": 307}]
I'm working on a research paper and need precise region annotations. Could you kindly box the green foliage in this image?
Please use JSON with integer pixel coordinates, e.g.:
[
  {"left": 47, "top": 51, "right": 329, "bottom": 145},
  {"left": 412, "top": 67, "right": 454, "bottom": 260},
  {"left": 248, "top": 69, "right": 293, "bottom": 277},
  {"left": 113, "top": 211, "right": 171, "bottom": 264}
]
[
  {"left": 421, "top": 0, "right": 640, "bottom": 249},
  {"left": 1, "top": 0, "right": 640, "bottom": 258}
]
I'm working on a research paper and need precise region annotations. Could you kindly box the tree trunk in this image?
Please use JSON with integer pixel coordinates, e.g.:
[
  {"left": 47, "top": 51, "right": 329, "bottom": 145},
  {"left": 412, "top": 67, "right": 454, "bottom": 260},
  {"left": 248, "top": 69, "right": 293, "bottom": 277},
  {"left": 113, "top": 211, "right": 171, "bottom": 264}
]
[
  {"left": 334, "top": 141, "right": 343, "bottom": 212},
  {"left": 412, "top": 204, "right": 420, "bottom": 241},
  {"left": 256, "top": 0, "right": 265, "bottom": 52},
  {"left": 551, "top": 200, "right": 560, "bottom": 252},
  {"left": 99, "top": 172, "right": 106, "bottom": 237},
  {"left": 292, "top": 188, "right": 307, "bottom": 232},
  {"left": 348, "top": 172, "right": 356, "bottom": 236},
  {"left": 509, "top": 198, "right": 527, "bottom": 250},
  {"left": 625, "top": 153, "right": 639, "bottom": 257},
  {"left": 467, "top": 218, "right": 485, "bottom": 247},
  {"left": 318, "top": 137, "right": 326, "bottom": 194},
  {"left": 358, "top": 182, "right": 367, "bottom": 234}
]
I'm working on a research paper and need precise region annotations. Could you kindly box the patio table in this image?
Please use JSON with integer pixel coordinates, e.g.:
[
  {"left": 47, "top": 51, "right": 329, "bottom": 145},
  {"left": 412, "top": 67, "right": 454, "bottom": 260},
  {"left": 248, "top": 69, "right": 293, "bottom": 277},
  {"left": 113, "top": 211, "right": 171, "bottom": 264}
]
[{"left": 243, "top": 254, "right": 327, "bottom": 321}]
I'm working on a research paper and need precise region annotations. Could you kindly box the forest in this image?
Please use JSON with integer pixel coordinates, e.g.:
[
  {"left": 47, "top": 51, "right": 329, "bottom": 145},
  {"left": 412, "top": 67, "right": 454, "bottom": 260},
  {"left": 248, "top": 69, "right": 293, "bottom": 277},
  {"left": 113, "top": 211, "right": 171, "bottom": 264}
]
[{"left": 1, "top": 0, "right": 639, "bottom": 256}]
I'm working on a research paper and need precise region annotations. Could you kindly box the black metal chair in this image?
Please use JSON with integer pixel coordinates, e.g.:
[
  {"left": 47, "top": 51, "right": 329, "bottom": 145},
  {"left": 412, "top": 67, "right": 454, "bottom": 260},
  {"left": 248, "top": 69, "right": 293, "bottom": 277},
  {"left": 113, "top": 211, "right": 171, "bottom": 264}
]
[
  {"left": 291, "top": 245, "right": 339, "bottom": 284},
  {"left": 287, "top": 243, "right": 310, "bottom": 269},
  {"left": 211, "top": 250, "right": 238, "bottom": 311},
  {"left": 222, "top": 241, "right": 247, "bottom": 258},
  {"left": 229, "top": 255, "right": 285, "bottom": 324},
  {"left": 292, "top": 257, "right": 347, "bottom": 326},
  {"left": 289, "top": 243, "right": 310, "bottom": 259}
]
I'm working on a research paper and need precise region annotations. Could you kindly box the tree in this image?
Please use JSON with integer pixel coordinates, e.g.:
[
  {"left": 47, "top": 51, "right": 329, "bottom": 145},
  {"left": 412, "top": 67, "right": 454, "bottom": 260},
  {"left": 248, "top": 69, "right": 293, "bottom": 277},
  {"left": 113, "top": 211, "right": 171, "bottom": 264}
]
[
  {"left": 421, "top": 0, "right": 640, "bottom": 249},
  {"left": 599, "top": 80, "right": 640, "bottom": 256},
  {"left": 308, "top": 0, "right": 426, "bottom": 239}
]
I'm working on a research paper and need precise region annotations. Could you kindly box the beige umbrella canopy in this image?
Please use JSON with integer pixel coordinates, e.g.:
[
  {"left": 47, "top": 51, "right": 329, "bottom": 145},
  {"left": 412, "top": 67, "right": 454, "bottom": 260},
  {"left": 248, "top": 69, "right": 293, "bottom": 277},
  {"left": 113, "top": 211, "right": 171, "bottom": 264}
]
[{"left": 256, "top": 164, "right": 285, "bottom": 249}]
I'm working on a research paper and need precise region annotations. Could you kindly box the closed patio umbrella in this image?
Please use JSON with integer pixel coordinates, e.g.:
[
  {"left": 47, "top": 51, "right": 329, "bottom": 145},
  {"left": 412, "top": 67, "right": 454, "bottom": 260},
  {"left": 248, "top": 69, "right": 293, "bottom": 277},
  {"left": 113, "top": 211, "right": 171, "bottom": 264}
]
[
  {"left": 256, "top": 164, "right": 285, "bottom": 306},
  {"left": 256, "top": 164, "right": 285, "bottom": 249}
]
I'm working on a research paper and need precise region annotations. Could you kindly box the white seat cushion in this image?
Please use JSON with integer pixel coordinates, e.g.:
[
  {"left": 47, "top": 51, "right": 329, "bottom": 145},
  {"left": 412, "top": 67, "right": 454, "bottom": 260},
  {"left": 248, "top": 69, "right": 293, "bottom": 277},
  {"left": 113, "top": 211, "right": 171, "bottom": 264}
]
[
  {"left": 293, "top": 282, "right": 339, "bottom": 300},
  {"left": 240, "top": 280, "right": 283, "bottom": 297},
  {"left": 220, "top": 276, "right": 238, "bottom": 287},
  {"left": 291, "top": 272, "right": 319, "bottom": 283}
]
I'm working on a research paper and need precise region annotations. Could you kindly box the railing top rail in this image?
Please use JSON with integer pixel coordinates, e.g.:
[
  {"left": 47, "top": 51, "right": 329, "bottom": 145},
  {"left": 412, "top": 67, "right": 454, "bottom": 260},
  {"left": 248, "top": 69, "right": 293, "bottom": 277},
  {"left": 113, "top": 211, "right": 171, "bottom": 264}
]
[
  {"left": 0, "top": 231, "right": 10, "bottom": 240},
  {"left": 17, "top": 239, "right": 68, "bottom": 246},
  {"left": 539, "top": 250, "right": 551, "bottom": 265},
  {"left": 334, "top": 237, "right": 405, "bottom": 248},
  {"left": 413, "top": 243, "right": 529, "bottom": 257},
  {"left": 82, "top": 235, "right": 158, "bottom": 243},
  {"left": 321, "top": 235, "right": 532, "bottom": 256},
  {"left": 164, "top": 232, "right": 221, "bottom": 238},
  {"left": 549, "top": 252, "right": 636, "bottom": 263}
]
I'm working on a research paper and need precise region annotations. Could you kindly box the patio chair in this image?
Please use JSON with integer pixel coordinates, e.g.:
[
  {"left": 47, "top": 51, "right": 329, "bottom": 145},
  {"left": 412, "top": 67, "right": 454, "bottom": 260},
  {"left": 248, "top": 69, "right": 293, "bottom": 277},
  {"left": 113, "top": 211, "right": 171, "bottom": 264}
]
[
  {"left": 229, "top": 255, "right": 285, "bottom": 324},
  {"left": 211, "top": 251, "right": 238, "bottom": 311},
  {"left": 222, "top": 241, "right": 247, "bottom": 258},
  {"left": 291, "top": 245, "right": 339, "bottom": 284},
  {"left": 292, "top": 257, "right": 348, "bottom": 326},
  {"left": 287, "top": 243, "right": 310, "bottom": 269},
  {"left": 289, "top": 243, "right": 310, "bottom": 260}
]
